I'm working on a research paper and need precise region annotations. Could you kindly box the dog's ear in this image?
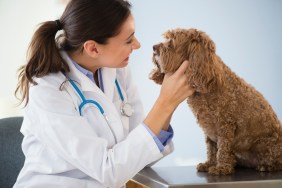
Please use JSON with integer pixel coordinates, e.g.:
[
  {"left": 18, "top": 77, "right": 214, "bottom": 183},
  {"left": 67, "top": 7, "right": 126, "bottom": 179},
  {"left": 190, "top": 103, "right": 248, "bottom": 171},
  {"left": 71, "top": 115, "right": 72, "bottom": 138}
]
[{"left": 185, "top": 29, "right": 224, "bottom": 93}]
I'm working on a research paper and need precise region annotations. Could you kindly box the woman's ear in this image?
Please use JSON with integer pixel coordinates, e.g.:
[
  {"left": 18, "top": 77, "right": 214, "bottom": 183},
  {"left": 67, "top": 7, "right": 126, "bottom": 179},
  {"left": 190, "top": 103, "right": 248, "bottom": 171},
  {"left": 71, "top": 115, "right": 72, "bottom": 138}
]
[{"left": 83, "top": 40, "right": 99, "bottom": 57}]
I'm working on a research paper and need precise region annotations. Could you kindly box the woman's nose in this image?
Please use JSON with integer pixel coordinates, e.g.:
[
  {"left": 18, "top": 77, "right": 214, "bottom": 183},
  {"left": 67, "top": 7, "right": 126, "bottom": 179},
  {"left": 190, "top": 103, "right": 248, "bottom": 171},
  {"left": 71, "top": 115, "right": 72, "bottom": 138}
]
[{"left": 132, "top": 37, "right": 141, "bottom": 49}]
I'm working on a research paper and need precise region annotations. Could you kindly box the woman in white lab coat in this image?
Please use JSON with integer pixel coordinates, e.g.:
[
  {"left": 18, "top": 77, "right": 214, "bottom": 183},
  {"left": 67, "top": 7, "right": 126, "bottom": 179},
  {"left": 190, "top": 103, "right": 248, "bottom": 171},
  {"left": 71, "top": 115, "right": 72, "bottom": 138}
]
[{"left": 14, "top": 0, "right": 194, "bottom": 187}]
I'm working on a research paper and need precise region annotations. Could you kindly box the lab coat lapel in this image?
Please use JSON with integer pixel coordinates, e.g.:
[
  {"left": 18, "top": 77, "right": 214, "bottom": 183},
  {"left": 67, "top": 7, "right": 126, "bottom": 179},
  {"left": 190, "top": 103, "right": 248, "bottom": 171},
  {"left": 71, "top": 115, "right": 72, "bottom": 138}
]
[
  {"left": 60, "top": 50, "right": 103, "bottom": 95},
  {"left": 79, "top": 67, "right": 117, "bottom": 103},
  {"left": 101, "top": 68, "right": 116, "bottom": 103},
  {"left": 60, "top": 50, "right": 116, "bottom": 102}
]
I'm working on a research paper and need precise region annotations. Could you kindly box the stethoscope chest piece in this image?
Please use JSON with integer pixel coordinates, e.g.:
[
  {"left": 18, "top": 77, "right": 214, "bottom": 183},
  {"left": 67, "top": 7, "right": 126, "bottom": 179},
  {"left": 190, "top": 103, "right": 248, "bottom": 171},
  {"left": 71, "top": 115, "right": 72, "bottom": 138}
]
[{"left": 120, "top": 102, "right": 133, "bottom": 117}]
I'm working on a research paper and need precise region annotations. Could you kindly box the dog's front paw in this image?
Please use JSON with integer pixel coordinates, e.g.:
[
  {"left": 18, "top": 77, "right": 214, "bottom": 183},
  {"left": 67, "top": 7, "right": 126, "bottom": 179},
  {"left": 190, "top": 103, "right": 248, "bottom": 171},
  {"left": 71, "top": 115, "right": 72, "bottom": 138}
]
[
  {"left": 197, "top": 162, "right": 213, "bottom": 172},
  {"left": 208, "top": 165, "right": 234, "bottom": 175}
]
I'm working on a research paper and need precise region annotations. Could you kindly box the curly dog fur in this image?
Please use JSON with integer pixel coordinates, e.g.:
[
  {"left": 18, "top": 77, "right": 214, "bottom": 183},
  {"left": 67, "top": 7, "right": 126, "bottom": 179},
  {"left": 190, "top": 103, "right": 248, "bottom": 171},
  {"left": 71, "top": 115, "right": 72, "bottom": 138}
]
[{"left": 150, "top": 28, "right": 282, "bottom": 175}]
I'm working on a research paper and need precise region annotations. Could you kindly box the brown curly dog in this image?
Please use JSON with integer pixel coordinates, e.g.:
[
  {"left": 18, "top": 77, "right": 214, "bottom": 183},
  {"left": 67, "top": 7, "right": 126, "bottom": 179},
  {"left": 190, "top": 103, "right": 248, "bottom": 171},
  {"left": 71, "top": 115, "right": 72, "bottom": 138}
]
[{"left": 150, "top": 28, "right": 282, "bottom": 175}]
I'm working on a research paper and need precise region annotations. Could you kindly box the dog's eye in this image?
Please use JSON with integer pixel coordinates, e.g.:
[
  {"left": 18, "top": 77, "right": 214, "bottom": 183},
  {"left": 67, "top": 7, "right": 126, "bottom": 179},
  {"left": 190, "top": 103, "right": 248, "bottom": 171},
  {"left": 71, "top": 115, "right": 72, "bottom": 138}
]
[{"left": 165, "top": 39, "right": 173, "bottom": 49}]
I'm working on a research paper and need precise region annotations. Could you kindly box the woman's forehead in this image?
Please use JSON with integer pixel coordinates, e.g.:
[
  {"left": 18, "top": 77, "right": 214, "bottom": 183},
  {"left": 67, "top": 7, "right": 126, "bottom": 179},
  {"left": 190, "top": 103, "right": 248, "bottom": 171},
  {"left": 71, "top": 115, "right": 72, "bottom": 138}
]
[{"left": 117, "top": 14, "right": 135, "bottom": 39}]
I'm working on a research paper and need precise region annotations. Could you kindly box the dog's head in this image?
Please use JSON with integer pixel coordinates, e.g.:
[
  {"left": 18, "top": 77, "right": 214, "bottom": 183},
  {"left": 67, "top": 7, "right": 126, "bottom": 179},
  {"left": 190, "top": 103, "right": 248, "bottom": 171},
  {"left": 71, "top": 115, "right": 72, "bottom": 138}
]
[{"left": 150, "top": 28, "right": 224, "bottom": 93}]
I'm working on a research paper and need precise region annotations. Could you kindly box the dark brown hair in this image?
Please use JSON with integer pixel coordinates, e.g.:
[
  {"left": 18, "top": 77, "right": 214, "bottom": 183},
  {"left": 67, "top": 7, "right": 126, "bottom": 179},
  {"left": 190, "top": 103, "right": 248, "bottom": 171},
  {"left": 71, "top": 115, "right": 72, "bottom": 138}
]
[{"left": 15, "top": 0, "right": 131, "bottom": 105}]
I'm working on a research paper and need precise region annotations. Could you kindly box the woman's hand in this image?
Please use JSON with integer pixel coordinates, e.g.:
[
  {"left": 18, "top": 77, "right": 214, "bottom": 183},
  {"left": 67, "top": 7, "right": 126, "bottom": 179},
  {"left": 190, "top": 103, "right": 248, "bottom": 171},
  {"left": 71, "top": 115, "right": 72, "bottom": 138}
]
[
  {"left": 158, "top": 60, "right": 195, "bottom": 112},
  {"left": 144, "top": 60, "right": 195, "bottom": 135}
]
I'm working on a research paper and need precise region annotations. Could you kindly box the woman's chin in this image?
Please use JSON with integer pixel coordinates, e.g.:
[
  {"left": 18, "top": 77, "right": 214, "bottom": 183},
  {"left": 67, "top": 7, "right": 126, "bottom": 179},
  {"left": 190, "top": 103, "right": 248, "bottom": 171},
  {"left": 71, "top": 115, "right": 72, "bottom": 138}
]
[{"left": 122, "top": 58, "right": 129, "bottom": 66}]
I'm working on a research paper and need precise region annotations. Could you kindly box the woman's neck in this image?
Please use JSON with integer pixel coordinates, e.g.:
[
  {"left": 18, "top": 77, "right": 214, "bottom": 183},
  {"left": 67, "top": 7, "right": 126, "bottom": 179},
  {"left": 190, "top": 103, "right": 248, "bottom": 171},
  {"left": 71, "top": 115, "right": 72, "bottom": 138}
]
[{"left": 68, "top": 50, "right": 99, "bottom": 74}]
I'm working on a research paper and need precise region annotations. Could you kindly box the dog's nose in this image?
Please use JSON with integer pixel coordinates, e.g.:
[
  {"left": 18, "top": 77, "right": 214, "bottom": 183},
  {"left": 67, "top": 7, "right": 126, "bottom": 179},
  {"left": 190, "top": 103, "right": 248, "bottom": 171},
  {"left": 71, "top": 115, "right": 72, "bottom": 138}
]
[{"left": 153, "top": 44, "right": 160, "bottom": 54}]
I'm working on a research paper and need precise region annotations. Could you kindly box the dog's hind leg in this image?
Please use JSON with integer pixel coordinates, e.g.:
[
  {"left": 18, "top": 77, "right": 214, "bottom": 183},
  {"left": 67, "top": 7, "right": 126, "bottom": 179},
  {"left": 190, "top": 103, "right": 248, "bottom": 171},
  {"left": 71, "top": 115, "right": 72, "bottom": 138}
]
[
  {"left": 197, "top": 136, "right": 217, "bottom": 172},
  {"left": 255, "top": 137, "right": 282, "bottom": 172},
  {"left": 271, "top": 140, "right": 282, "bottom": 171}
]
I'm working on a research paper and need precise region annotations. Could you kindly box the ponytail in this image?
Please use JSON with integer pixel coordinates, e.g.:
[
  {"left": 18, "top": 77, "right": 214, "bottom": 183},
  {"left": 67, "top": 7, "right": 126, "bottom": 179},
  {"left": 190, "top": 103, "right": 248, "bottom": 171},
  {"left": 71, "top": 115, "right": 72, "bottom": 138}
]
[{"left": 15, "top": 20, "right": 69, "bottom": 106}]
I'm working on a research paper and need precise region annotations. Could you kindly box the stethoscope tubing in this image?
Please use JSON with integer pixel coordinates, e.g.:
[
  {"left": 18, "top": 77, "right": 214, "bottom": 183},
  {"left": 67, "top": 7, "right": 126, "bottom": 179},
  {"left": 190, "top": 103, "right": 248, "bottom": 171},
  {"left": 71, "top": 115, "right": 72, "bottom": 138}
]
[
  {"left": 67, "top": 78, "right": 105, "bottom": 115},
  {"left": 115, "top": 79, "right": 124, "bottom": 102},
  {"left": 63, "top": 74, "right": 133, "bottom": 144},
  {"left": 66, "top": 77, "right": 118, "bottom": 143}
]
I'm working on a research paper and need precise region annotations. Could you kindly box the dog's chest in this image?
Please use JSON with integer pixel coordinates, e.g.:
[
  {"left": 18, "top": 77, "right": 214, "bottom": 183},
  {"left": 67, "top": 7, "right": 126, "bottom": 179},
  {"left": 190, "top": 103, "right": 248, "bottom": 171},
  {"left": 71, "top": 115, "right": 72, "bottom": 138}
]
[
  {"left": 196, "top": 109, "right": 219, "bottom": 142},
  {"left": 188, "top": 93, "right": 221, "bottom": 120},
  {"left": 188, "top": 94, "right": 223, "bottom": 141}
]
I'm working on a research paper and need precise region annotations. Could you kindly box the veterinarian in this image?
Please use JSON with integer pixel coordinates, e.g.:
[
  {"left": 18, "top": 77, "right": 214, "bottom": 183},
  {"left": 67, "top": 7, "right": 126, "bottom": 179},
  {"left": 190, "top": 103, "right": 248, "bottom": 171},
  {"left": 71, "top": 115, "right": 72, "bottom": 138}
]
[{"left": 13, "top": 0, "right": 194, "bottom": 187}]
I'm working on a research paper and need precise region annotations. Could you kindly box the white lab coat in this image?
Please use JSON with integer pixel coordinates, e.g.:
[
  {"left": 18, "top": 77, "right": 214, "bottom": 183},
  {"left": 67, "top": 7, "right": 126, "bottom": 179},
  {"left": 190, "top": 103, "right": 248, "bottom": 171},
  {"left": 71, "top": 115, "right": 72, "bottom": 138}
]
[{"left": 14, "top": 51, "right": 174, "bottom": 188}]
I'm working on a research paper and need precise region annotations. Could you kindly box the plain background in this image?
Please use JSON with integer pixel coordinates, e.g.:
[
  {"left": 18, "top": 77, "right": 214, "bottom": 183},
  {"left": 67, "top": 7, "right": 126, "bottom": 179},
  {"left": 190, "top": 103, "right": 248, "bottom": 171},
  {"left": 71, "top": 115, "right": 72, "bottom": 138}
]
[{"left": 0, "top": 0, "right": 281, "bottom": 167}]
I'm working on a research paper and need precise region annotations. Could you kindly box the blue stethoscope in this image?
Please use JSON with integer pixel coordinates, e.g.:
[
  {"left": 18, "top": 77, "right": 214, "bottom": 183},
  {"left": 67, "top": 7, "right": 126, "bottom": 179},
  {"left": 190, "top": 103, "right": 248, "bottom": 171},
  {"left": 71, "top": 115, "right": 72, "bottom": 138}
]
[
  {"left": 61, "top": 73, "right": 134, "bottom": 144},
  {"left": 65, "top": 76, "right": 134, "bottom": 118}
]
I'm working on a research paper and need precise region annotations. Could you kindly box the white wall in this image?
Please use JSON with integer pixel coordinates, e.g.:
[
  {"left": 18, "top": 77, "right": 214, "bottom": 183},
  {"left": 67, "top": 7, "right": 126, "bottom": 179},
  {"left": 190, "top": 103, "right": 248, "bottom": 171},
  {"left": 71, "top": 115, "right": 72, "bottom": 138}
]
[
  {"left": 0, "top": 0, "right": 65, "bottom": 117},
  {"left": 1, "top": 0, "right": 281, "bottom": 167}
]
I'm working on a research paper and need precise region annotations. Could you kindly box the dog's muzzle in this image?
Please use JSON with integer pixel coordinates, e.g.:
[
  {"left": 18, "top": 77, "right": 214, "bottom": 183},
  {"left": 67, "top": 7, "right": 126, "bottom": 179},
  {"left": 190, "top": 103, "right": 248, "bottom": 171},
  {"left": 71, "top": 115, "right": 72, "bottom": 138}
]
[
  {"left": 153, "top": 43, "right": 166, "bottom": 73},
  {"left": 153, "top": 54, "right": 161, "bottom": 70}
]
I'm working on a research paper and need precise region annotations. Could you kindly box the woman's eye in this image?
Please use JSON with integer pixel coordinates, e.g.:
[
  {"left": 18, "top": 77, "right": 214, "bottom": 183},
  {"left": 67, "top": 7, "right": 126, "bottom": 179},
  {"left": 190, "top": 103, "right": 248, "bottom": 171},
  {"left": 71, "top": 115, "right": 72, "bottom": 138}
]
[{"left": 126, "top": 39, "right": 133, "bottom": 44}]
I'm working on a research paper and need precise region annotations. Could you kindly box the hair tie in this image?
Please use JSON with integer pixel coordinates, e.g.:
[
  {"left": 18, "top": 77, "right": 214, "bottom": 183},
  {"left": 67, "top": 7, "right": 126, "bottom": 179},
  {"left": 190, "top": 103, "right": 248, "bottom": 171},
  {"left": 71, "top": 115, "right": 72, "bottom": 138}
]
[{"left": 55, "top": 19, "right": 62, "bottom": 31}]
